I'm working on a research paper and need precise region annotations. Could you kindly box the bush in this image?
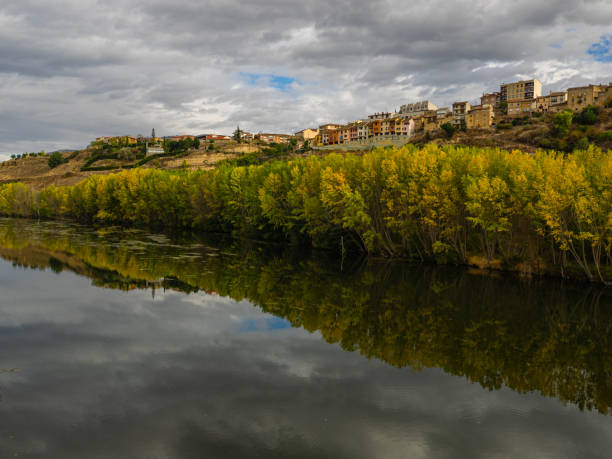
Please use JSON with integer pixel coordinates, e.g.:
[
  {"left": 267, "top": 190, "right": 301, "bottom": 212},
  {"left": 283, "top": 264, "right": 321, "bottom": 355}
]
[
  {"left": 599, "top": 131, "right": 612, "bottom": 142},
  {"left": 496, "top": 123, "right": 512, "bottom": 130},
  {"left": 48, "top": 152, "right": 64, "bottom": 169},
  {"left": 441, "top": 123, "right": 456, "bottom": 138},
  {"left": 575, "top": 106, "right": 600, "bottom": 125},
  {"left": 575, "top": 137, "right": 590, "bottom": 151},
  {"left": 553, "top": 110, "right": 573, "bottom": 136}
]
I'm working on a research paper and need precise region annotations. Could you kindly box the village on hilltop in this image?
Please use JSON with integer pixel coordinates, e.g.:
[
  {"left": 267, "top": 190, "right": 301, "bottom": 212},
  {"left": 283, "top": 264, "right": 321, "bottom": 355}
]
[{"left": 93, "top": 78, "right": 612, "bottom": 152}]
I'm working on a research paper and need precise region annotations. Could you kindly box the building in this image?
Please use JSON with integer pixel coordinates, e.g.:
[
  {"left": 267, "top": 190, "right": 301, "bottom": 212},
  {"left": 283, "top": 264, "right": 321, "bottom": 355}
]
[
  {"left": 294, "top": 128, "right": 319, "bottom": 141},
  {"left": 398, "top": 101, "right": 438, "bottom": 118},
  {"left": 367, "top": 112, "right": 392, "bottom": 120},
  {"left": 481, "top": 92, "right": 500, "bottom": 107},
  {"left": 256, "top": 133, "right": 293, "bottom": 144},
  {"left": 535, "top": 95, "right": 551, "bottom": 112},
  {"left": 423, "top": 110, "right": 438, "bottom": 132},
  {"left": 507, "top": 99, "right": 537, "bottom": 116},
  {"left": 240, "top": 131, "right": 255, "bottom": 141},
  {"left": 549, "top": 91, "right": 568, "bottom": 106},
  {"left": 567, "top": 84, "right": 609, "bottom": 111},
  {"left": 146, "top": 143, "right": 164, "bottom": 156},
  {"left": 318, "top": 124, "right": 342, "bottom": 145},
  {"left": 199, "top": 134, "right": 231, "bottom": 141},
  {"left": 171, "top": 135, "right": 196, "bottom": 141},
  {"left": 500, "top": 78, "right": 542, "bottom": 102},
  {"left": 466, "top": 104, "right": 494, "bottom": 129},
  {"left": 452, "top": 101, "right": 471, "bottom": 128}
]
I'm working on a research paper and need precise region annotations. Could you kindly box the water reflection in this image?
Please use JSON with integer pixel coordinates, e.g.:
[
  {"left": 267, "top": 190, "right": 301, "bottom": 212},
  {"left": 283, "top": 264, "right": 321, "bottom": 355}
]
[{"left": 0, "top": 218, "right": 611, "bottom": 458}]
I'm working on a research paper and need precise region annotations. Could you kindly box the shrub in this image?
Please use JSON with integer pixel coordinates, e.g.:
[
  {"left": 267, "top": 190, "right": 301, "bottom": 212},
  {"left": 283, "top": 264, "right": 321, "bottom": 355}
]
[
  {"left": 575, "top": 106, "right": 600, "bottom": 125},
  {"left": 47, "top": 152, "right": 64, "bottom": 169},
  {"left": 553, "top": 110, "right": 573, "bottom": 136},
  {"left": 441, "top": 122, "right": 456, "bottom": 138},
  {"left": 575, "top": 137, "right": 590, "bottom": 151},
  {"left": 496, "top": 123, "right": 512, "bottom": 130}
]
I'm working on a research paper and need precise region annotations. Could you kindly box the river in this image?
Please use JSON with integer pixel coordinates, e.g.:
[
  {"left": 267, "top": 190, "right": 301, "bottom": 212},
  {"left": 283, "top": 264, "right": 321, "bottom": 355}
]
[{"left": 0, "top": 218, "right": 610, "bottom": 458}]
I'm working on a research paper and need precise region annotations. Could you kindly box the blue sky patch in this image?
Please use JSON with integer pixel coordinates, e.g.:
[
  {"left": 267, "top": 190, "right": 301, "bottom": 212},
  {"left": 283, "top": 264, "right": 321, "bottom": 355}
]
[
  {"left": 587, "top": 35, "right": 612, "bottom": 62},
  {"left": 240, "top": 72, "right": 298, "bottom": 92},
  {"left": 235, "top": 316, "right": 292, "bottom": 332}
]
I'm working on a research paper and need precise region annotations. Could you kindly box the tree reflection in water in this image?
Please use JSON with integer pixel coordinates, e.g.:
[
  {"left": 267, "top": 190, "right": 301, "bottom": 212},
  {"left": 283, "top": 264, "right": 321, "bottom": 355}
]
[{"left": 0, "top": 217, "right": 610, "bottom": 415}]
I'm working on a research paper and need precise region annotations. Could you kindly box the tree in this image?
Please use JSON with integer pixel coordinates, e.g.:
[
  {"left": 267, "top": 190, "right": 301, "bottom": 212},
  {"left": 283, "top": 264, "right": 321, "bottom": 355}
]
[
  {"left": 151, "top": 128, "right": 156, "bottom": 139},
  {"left": 233, "top": 126, "right": 243, "bottom": 143},
  {"left": 48, "top": 152, "right": 64, "bottom": 169},
  {"left": 575, "top": 106, "right": 600, "bottom": 125},
  {"left": 193, "top": 137, "right": 200, "bottom": 149},
  {"left": 499, "top": 101, "right": 508, "bottom": 111},
  {"left": 288, "top": 138, "right": 298, "bottom": 154},
  {"left": 441, "top": 122, "right": 456, "bottom": 138},
  {"left": 553, "top": 110, "right": 573, "bottom": 137}
]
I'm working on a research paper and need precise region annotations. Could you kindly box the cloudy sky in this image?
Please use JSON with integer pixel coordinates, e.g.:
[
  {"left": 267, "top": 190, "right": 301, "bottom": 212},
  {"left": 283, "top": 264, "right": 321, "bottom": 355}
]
[{"left": 0, "top": 0, "right": 611, "bottom": 157}]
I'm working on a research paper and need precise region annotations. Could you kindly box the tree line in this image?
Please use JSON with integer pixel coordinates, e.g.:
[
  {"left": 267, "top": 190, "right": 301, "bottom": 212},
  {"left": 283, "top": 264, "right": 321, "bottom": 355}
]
[{"left": 0, "top": 144, "right": 611, "bottom": 283}]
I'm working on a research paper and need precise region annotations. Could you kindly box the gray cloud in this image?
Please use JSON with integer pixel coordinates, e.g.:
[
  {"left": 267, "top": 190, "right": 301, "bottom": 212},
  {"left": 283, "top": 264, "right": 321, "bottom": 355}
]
[{"left": 0, "top": 0, "right": 611, "bottom": 156}]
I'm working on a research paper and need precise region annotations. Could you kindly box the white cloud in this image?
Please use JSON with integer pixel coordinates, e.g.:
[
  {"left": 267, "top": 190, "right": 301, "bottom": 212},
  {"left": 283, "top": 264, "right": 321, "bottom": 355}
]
[{"left": 1, "top": 0, "right": 612, "bottom": 153}]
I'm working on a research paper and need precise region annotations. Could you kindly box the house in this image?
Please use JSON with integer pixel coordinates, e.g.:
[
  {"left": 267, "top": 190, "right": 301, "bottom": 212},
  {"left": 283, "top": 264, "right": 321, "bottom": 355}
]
[
  {"left": 171, "top": 135, "right": 196, "bottom": 141},
  {"left": 536, "top": 95, "right": 551, "bottom": 112},
  {"left": 452, "top": 101, "right": 471, "bottom": 128},
  {"left": 507, "top": 99, "right": 537, "bottom": 116},
  {"left": 399, "top": 101, "right": 438, "bottom": 118},
  {"left": 481, "top": 92, "right": 500, "bottom": 107},
  {"left": 198, "top": 134, "right": 231, "bottom": 141},
  {"left": 256, "top": 133, "right": 293, "bottom": 144},
  {"left": 549, "top": 91, "right": 568, "bottom": 106},
  {"left": 567, "top": 84, "right": 609, "bottom": 111},
  {"left": 294, "top": 128, "right": 319, "bottom": 141},
  {"left": 466, "top": 104, "right": 494, "bottom": 129}
]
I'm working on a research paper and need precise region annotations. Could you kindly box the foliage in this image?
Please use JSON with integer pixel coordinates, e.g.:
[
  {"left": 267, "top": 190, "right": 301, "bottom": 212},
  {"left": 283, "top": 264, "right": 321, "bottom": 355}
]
[
  {"left": 2, "top": 219, "right": 612, "bottom": 414},
  {"left": 553, "top": 110, "right": 573, "bottom": 136},
  {"left": 575, "top": 106, "right": 601, "bottom": 125},
  {"left": 233, "top": 126, "right": 243, "bottom": 143},
  {"left": 496, "top": 123, "right": 512, "bottom": 130},
  {"left": 47, "top": 152, "right": 64, "bottom": 169},
  {"left": 441, "top": 122, "right": 456, "bottom": 138},
  {"left": 1, "top": 144, "right": 612, "bottom": 283}
]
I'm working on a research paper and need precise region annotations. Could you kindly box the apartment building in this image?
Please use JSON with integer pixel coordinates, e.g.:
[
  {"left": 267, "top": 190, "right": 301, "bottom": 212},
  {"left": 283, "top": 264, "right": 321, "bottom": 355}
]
[
  {"left": 567, "top": 84, "right": 609, "bottom": 111},
  {"left": 466, "top": 105, "right": 494, "bottom": 129},
  {"left": 452, "top": 101, "right": 471, "bottom": 128},
  {"left": 399, "top": 101, "right": 438, "bottom": 118},
  {"left": 481, "top": 92, "right": 500, "bottom": 107},
  {"left": 500, "top": 79, "right": 542, "bottom": 102}
]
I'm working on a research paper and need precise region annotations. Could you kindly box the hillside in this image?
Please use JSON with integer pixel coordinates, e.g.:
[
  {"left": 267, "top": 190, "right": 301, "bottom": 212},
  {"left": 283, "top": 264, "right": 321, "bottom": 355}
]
[
  {"left": 0, "top": 142, "right": 257, "bottom": 189},
  {"left": 417, "top": 106, "right": 612, "bottom": 153},
  {"left": 2, "top": 107, "right": 610, "bottom": 189}
]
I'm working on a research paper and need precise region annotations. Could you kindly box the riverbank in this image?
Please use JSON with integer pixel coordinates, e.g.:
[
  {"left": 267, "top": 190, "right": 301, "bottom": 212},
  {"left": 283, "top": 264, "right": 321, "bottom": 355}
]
[{"left": 0, "top": 144, "right": 611, "bottom": 283}]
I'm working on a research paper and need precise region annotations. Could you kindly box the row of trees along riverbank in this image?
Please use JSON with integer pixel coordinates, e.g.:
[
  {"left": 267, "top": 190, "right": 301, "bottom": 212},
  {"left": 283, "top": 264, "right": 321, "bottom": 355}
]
[{"left": 0, "top": 144, "right": 611, "bottom": 283}]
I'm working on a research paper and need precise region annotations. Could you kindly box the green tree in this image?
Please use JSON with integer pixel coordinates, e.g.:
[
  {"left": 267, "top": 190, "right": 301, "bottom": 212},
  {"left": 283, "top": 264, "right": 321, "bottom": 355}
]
[
  {"left": 553, "top": 110, "right": 573, "bottom": 137},
  {"left": 575, "top": 106, "right": 600, "bottom": 125},
  {"left": 48, "top": 152, "right": 64, "bottom": 169},
  {"left": 233, "top": 126, "right": 243, "bottom": 143},
  {"left": 441, "top": 123, "right": 456, "bottom": 138}
]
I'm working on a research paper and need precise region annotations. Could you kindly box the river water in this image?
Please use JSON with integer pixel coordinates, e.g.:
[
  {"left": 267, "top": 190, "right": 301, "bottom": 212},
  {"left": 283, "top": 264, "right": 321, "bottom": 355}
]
[{"left": 0, "top": 218, "right": 610, "bottom": 458}]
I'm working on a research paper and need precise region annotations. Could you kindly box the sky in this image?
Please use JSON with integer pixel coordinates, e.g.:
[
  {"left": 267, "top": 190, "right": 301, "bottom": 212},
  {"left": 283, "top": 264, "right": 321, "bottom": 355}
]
[{"left": 0, "top": 0, "right": 611, "bottom": 159}]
